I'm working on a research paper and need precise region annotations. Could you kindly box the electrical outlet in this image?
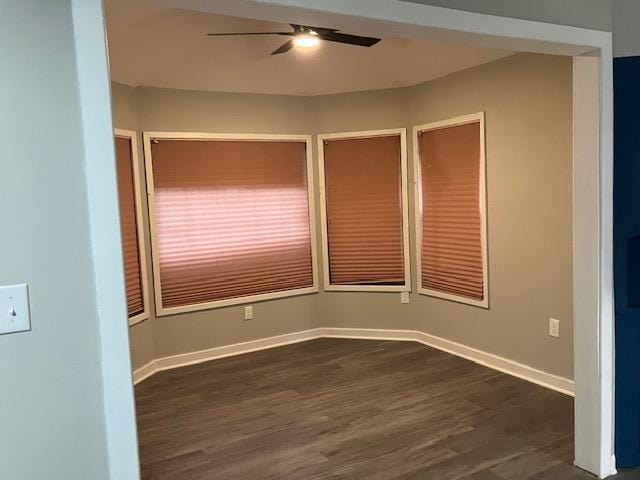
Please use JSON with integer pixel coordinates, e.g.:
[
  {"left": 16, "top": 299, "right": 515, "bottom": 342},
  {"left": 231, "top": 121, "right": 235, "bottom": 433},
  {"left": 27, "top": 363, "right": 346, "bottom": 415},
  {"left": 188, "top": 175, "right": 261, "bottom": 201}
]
[
  {"left": 549, "top": 318, "right": 560, "bottom": 338},
  {"left": 400, "top": 291, "right": 410, "bottom": 304},
  {"left": 244, "top": 305, "right": 253, "bottom": 321}
]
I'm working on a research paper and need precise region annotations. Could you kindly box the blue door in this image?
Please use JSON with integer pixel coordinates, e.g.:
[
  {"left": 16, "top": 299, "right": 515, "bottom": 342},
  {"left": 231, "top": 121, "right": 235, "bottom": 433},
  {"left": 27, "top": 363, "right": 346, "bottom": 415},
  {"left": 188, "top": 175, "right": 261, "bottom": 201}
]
[{"left": 614, "top": 55, "right": 640, "bottom": 467}]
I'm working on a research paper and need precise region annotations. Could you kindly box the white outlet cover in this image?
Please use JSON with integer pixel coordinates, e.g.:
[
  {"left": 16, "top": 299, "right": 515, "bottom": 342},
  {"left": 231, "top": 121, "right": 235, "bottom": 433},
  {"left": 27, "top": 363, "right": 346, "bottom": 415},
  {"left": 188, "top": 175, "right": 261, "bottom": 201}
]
[
  {"left": 549, "top": 318, "right": 560, "bottom": 338},
  {"left": 244, "top": 305, "right": 253, "bottom": 321},
  {"left": 400, "top": 291, "right": 410, "bottom": 304},
  {"left": 0, "top": 284, "right": 31, "bottom": 335}
]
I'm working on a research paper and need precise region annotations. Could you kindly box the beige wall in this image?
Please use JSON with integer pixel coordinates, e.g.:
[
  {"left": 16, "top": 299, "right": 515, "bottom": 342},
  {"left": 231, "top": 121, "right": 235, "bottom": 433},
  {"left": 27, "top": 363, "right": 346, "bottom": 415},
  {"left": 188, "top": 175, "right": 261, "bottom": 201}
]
[
  {"left": 309, "top": 54, "right": 573, "bottom": 378},
  {"left": 111, "top": 53, "right": 573, "bottom": 378},
  {"left": 411, "top": 54, "right": 573, "bottom": 376},
  {"left": 113, "top": 86, "right": 319, "bottom": 367}
]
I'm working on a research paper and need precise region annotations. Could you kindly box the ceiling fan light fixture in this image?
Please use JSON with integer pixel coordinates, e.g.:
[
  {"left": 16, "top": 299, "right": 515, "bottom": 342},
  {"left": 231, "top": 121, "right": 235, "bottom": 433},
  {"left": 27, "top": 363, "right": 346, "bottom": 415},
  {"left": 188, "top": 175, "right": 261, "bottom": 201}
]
[
  {"left": 207, "top": 25, "right": 381, "bottom": 56},
  {"left": 293, "top": 32, "right": 320, "bottom": 49}
]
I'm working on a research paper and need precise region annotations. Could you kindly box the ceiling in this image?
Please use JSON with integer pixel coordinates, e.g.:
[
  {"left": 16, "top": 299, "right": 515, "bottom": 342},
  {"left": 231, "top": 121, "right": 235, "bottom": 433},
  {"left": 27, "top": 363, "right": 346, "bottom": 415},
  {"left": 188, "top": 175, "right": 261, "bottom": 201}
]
[{"left": 105, "top": 0, "right": 515, "bottom": 96}]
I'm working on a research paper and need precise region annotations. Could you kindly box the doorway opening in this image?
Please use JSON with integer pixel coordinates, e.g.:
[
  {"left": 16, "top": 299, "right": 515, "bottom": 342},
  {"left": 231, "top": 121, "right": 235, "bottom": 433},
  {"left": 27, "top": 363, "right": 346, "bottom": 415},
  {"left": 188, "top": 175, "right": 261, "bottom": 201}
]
[{"left": 71, "top": 0, "right": 613, "bottom": 478}]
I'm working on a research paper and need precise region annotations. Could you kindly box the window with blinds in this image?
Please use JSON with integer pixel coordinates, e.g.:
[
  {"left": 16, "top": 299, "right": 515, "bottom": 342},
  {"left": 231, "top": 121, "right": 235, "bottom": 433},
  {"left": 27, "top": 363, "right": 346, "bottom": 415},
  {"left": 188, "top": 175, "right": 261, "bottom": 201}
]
[
  {"left": 145, "top": 135, "right": 317, "bottom": 315},
  {"left": 319, "top": 131, "right": 410, "bottom": 291},
  {"left": 415, "top": 113, "right": 488, "bottom": 307},
  {"left": 114, "top": 131, "right": 148, "bottom": 324}
]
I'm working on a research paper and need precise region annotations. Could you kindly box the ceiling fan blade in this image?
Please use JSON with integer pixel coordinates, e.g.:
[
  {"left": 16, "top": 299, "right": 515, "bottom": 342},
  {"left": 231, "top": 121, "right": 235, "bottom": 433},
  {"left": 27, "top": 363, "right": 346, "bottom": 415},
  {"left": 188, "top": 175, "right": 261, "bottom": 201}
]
[
  {"left": 318, "top": 32, "right": 381, "bottom": 47},
  {"left": 207, "top": 32, "right": 293, "bottom": 36},
  {"left": 271, "top": 40, "right": 294, "bottom": 55},
  {"left": 290, "top": 24, "right": 338, "bottom": 34}
]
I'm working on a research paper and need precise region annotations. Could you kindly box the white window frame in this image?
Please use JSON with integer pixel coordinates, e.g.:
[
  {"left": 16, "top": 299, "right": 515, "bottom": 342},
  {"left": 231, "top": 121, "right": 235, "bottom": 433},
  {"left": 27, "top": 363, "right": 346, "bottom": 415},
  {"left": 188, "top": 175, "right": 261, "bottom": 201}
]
[
  {"left": 114, "top": 129, "right": 151, "bottom": 326},
  {"left": 317, "top": 128, "right": 411, "bottom": 292},
  {"left": 413, "top": 112, "right": 489, "bottom": 308},
  {"left": 142, "top": 131, "right": 319, "bottom": 316}
]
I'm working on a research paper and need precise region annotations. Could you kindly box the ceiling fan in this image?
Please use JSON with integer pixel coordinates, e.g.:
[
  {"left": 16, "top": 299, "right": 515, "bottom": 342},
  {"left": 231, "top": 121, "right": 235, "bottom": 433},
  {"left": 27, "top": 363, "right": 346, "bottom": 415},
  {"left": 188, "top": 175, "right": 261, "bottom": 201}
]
[{"left": 207, "top": 24, "right": 381, "bottom": 55}]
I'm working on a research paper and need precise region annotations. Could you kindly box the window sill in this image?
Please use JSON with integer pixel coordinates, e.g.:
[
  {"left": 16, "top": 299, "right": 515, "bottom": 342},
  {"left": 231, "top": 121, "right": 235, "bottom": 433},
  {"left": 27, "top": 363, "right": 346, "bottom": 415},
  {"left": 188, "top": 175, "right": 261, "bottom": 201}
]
[
  {"left": 155, "top": 286, "right": 319, "bottom": 317},
  {"left": 128, "top": 311, "right": 149, "bottom": 327},
  {"left": 417, "top": 287, "right": 489, "bottom": 309},
  {"left": 324, "top": 284, "right": 410, "bottom": 293}
]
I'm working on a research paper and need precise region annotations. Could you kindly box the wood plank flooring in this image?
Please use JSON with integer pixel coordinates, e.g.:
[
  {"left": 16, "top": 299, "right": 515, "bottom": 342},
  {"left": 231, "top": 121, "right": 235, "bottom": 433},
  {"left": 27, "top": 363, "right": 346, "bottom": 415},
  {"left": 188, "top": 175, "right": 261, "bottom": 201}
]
[{"left": 135, "top": 338, "right": 606, "bottom": 479}]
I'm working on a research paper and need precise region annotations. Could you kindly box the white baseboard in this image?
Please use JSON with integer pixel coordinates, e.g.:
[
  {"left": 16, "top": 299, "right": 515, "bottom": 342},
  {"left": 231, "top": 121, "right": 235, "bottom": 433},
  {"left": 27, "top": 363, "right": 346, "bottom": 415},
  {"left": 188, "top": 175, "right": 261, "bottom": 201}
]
[
  {"left": 132, "top": 359, "right": 157, "bottom": 385},
  {"left": 576, "top": 454, "right": 617, "bottom": 479},
  {"left": 133, "top": 329, "right": 322, "bottom": 385},
  {"left": 133, "top": 327, "right": 574, "bottom": 396},
  {"left": 604, "top": 455, "right": 617, "bottom": 479},
  {"left": 318, "top": 328, "right": 575, "bottom": 396}
]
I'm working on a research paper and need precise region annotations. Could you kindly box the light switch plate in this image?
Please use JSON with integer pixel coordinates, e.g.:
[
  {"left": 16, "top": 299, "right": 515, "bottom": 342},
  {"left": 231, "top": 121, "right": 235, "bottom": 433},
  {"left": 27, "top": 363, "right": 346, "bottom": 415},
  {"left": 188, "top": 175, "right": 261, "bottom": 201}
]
[{"left": 0, "top": 284, "right": 31, "bottom": 335}]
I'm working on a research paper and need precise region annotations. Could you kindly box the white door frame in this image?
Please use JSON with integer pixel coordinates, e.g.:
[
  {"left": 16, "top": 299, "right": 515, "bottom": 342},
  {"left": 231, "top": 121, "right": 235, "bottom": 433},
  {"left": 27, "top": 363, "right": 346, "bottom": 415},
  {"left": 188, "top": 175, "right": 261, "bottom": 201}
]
[
  {"left": 70, "top": 0, "right": 614, "bottom": 478},
  {"left": 70, "top": 0, "right": 141, "bottom": 478}
]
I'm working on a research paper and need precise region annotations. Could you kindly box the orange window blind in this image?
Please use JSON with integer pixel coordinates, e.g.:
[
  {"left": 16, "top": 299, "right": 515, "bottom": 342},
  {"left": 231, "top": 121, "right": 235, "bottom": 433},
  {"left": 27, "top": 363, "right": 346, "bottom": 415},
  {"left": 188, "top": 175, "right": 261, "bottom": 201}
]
[
  {"left": 114, "top": 135, "right": 145, "bottom": 318},
  {"left": 323, "top": 134, "right": 406, "bottom": 286},
  {"left": 418, "top": 121, "right": 485, "bottom": 302},
  {"left": 149, "top": 139, "right": 314, "bottom": 309}
]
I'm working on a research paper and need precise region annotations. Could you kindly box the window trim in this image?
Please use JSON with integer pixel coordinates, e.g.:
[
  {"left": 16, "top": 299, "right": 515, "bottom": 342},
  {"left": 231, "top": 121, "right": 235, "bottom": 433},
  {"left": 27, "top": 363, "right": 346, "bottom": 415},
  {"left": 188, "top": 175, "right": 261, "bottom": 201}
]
[
  {"left": 114, "top": 129, "right": 151, "bottom": 326},
  {"left": 413, "top": 112, "right": 489, "bottom": 308},
  {"left": 317, "top": 128, "right": 411, "bottom": 293},
  {"left": 142, "top": 131, "right": 319, "bottom": 316}
]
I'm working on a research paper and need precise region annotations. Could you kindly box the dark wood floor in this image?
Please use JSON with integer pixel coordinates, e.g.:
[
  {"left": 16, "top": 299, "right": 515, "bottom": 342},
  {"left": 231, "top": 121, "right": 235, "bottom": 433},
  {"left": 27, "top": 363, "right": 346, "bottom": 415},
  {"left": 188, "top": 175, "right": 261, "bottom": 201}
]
[{"left": 136, "top": 338, "right": 616, "bottom": 479}]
